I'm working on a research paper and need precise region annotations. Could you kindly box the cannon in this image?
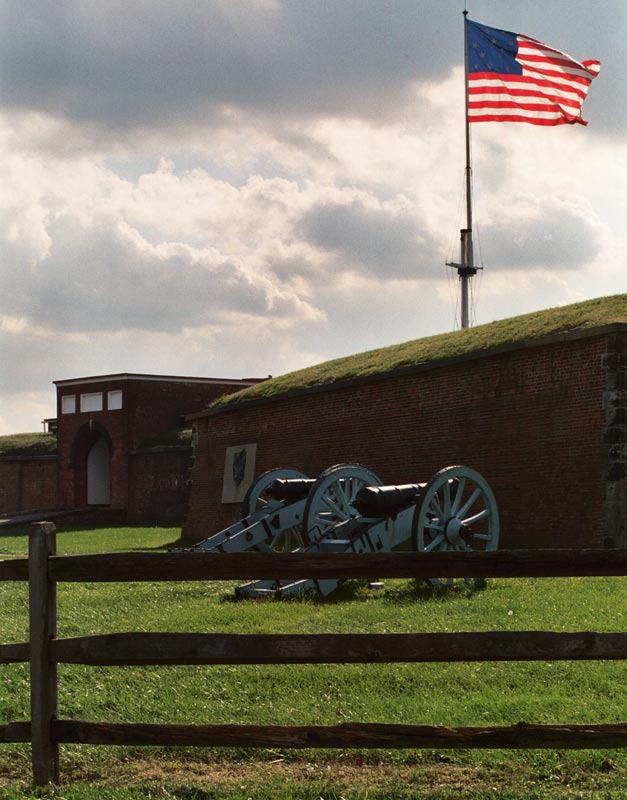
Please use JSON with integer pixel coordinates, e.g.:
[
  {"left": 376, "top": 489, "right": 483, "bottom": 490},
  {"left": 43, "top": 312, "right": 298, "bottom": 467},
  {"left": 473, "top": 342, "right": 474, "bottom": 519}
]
[{"left": 188, "top": 462, "right": 499, "bottom": 598}]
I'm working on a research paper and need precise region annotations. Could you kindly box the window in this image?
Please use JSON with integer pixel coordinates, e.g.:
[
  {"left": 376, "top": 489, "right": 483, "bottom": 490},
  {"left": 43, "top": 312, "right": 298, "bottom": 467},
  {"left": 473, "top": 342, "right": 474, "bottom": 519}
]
[
  {"left": 108, "top": 390, "right": 123, "bottom": 410},
  {"left": 80, "top": 392, "right": 103, "bottom": 412},
  {"left": 61, "top": 395, "right": 76, "bottom": 414}
]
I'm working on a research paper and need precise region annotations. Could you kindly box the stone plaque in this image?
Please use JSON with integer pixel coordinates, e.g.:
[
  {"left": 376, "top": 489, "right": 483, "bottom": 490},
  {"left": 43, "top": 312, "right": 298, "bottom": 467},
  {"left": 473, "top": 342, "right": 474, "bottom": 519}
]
[{"left": 221, "top": 443, "right": 257, "bottom": 503}]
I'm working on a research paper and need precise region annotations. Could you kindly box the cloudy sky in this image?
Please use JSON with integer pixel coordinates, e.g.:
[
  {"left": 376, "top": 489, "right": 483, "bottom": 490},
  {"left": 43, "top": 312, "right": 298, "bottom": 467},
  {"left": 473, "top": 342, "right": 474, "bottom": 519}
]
[{"left": 1, "top": 0, "right": 625, "bottom": 434}]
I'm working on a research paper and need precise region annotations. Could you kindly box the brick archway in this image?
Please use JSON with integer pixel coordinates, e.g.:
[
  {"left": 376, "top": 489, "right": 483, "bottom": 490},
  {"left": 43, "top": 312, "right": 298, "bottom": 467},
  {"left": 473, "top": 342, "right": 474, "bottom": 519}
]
[{"left": 70, "top": 423, "right": 113, "bottom": 507}]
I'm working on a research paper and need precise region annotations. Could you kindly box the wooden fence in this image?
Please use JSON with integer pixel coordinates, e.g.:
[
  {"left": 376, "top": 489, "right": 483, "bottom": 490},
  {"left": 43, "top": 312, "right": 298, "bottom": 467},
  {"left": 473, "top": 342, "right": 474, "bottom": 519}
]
[{"left": 1, "top": 521, "right": 627, "bottom": 786}]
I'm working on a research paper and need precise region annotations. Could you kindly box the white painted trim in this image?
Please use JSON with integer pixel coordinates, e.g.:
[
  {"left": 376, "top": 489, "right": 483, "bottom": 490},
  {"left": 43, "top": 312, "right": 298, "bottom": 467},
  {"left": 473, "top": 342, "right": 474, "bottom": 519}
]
[{"left": 54, "top": 373, "right": 261, "bottom": 388}]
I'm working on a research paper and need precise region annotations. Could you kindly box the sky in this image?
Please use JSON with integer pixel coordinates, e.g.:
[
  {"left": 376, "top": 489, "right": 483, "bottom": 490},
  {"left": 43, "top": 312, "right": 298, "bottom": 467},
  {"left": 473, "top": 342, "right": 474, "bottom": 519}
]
[{"left": 1, "top": 0, "right": 626, "bottom": 434}]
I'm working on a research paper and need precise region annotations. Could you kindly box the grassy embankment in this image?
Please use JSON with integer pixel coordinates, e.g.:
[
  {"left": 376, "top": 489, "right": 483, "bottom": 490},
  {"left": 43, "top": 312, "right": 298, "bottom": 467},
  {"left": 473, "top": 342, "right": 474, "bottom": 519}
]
[
  {"left": 212, "top": 293, "right": 627, "bottom": 410},
  {"left": 0, "top": 433, "right": 57, "bottom": 457},
  {"left": 0, "top": 525, "right": 626, "bottom": 799}
]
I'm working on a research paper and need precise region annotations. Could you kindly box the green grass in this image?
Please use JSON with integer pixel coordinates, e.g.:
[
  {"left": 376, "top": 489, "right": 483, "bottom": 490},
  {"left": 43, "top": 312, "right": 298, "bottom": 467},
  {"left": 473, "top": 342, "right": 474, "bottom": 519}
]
[
  {"left": 0, "top": 433, "right": 57, "bottom": 457},
  {"left": 211, "top": 293, "right": 627, "bottom": 409},
  {"left": 1, "top": 525, "right": 626, "bottom": 798}
]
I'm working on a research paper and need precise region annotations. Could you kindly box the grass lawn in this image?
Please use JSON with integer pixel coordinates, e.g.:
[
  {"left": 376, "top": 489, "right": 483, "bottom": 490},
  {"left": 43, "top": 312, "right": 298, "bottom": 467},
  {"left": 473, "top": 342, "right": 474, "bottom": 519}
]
[{"left": 1, "top": 524, "right": 626, "bottom": 799}]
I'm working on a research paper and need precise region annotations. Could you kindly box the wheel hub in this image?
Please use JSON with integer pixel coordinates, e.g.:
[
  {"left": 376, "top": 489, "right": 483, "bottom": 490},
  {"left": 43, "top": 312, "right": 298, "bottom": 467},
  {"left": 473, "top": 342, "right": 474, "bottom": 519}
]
[{"left": 444, "top": 516, "right": 471, "bottom": 546}]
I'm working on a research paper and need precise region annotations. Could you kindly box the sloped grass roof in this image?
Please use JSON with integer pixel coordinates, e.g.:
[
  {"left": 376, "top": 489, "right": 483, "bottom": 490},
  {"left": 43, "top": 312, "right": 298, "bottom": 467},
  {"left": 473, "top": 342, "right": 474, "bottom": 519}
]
[
  {"left": 0, "top": 432, "right": 57, "bottom": 457},
  {"left": 211, "top": 293, "right": 626, "bottom": 411}
]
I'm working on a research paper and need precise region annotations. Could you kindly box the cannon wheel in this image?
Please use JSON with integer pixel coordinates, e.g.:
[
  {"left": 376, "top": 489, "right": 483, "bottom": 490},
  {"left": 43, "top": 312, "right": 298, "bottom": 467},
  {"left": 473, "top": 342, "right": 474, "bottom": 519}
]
[
  {"left": 411, "top": 465, "right": 499, "bottom": 587},
  {"left": 243, "top": 467, "right": 308, "bottom": 552},
  {"left": 302, "top": 463, "right": 382, "bottom": 546}
]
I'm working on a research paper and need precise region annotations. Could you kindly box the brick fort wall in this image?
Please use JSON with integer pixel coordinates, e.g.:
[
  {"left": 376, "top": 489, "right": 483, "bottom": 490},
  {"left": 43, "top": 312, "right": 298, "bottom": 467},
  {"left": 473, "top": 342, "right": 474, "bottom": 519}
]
[
  {"left": 184, "top": 331, "right": 624, "bottom": 549},
  {"left": 0, "top": 457, "right": 59, "bottom": 514}
]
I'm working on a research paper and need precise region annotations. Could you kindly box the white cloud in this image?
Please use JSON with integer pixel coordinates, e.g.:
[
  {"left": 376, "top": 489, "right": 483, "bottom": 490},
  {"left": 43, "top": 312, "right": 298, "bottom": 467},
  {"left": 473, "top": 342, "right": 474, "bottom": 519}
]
[{"left": 0, "top": 2, "right": 625, "bottom": 435}]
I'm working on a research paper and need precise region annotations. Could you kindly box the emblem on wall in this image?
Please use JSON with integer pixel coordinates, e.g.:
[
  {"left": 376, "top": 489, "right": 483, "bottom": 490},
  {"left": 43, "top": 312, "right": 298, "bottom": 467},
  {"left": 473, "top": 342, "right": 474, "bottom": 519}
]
[
  {"left": 232, "top": 447, "right": 247, "bottom": 486},
  {"left": 222, "top": 443, "right": 257, "bottom": 503}
]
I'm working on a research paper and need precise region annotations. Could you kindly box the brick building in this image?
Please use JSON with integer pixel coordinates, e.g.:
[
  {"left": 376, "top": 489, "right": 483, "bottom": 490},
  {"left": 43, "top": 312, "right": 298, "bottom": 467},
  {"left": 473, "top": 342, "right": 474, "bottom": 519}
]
[
  {"left": 0, "top": 373, "right": 264, "bottom": 523},
  {"left": 184, "top": 296, "right": 626, "bottom": 549}
]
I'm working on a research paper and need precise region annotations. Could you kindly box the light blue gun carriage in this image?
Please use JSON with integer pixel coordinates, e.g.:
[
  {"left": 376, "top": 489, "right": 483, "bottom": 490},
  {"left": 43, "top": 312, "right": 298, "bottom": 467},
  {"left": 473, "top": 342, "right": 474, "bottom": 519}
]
[{"left": 189, "top": 463, "right": 499, "bottom": 597}]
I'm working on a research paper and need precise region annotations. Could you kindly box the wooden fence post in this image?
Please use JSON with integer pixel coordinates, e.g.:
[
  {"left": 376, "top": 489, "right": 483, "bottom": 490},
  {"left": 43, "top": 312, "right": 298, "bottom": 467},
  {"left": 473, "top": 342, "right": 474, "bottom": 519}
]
[{"left": 29, "top": 521, "right": 59, "bottom": 785}]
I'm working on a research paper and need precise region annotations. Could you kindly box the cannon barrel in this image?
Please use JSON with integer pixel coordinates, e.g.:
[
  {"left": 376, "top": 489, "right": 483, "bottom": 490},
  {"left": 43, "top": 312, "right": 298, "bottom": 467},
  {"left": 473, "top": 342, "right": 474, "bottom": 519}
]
[
  {"left": 267, "top": 478, "right": 316, "bottom": 501},
  {"left": 352, "top": 483, "right": 425, "bottom": 517}
]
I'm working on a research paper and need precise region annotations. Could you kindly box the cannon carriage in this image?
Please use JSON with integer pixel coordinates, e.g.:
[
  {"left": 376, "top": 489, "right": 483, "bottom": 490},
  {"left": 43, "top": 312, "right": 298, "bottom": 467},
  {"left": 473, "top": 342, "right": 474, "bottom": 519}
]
[{"left": 186, "top": 462, "right": 499, "bottom": 598}]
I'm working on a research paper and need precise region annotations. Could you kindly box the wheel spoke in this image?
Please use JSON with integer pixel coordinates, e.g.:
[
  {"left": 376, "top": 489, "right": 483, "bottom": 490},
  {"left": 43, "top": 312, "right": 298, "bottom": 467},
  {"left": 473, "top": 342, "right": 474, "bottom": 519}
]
[
  {"left": 322, "top": 493, "right": 347, "bottom": 520},
  {"left": 463, "top": 508, "right": 490, "bottom": 526},
  {"left": 457, "top": 540, "right": 472, "bottom": 551},
  {"left": 314, "top": 513, "right": 337, "bottom": 533},
  {"left": 450, "top": 478, "right": 467, "bottom": 515},
  {"left": 424, "top": 533, "right": 445, "bottom": 552},
  {"left": 442, "top": 480, "right": 452, "bottom": 515},
  {"left": 337, "top": 481, "right": 353, "bottom": 515},
  {"left": 457, "top": 487, "right": 481, "bottom": 519},
  {"left": 430, "top": 494, "right": 444, "bottom": 519}
]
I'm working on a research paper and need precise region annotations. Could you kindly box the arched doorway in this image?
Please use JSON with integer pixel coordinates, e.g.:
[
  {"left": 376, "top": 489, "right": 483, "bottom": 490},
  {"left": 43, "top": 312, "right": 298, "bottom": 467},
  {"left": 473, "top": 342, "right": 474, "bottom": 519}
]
[
  {"left": 87, "top": 437, "right": 111, "bottom": 505},
  {"left": 70, "top": 423, "right": 114, "bottom": 508}
]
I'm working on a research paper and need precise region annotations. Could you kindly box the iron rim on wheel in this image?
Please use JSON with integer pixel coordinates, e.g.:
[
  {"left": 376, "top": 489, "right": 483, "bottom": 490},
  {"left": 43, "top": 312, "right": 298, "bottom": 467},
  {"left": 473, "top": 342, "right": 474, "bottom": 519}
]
[{"left": 411, "top": 465, "right": 499, "bottom": 586}]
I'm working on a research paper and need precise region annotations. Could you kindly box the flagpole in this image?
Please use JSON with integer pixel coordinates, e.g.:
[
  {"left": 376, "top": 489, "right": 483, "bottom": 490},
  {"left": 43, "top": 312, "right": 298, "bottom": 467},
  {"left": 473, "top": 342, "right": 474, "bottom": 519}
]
[{"left": 448, "top": 9, "right": 478, "bottom": 329}]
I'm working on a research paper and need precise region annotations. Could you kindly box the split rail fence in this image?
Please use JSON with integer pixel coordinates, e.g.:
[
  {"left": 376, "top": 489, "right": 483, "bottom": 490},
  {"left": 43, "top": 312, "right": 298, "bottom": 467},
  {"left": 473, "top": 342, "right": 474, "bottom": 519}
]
[{"left": 1, "top": 521, "right": 627, "bottom": 785}]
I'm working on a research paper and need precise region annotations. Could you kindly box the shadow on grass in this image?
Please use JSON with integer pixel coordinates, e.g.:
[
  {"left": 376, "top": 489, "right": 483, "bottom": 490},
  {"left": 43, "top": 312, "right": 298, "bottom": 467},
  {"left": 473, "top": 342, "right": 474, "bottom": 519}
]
[
  {"left": 0, "top": 526, "right": 31, "bottom": 539},
  {"left": 218, "top": 577, "right": 489, "bottom": 606}
]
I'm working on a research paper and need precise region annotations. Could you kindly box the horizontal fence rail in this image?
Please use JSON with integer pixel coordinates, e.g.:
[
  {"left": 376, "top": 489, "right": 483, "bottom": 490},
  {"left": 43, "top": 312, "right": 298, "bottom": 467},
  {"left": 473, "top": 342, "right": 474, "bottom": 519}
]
[
  {"left": 1, "top": 631, "right": 626, "bottom": 666},
  {"left": 0, "top": 642, "right": 29, "bottom": 664},
  {"left": 3, "top": 549, "right": 627, "bottom": 583},
  {"left": 4, "top": 721, "right": 627, "bottom": 750},
  {"left": 4, "top": 631, "right": 627, "bottom": 667},
  {"left": 0, "top": 559, "right": 28, "bottom": 581},
  {"left": 13, "top": 548, "right": 627, "bottom": 582},
  {"left": 51, "top": 720, "right": 627, "bottom": 750},
  {"left": 1, "top": 523, "right": 626, "bottom": 786}
]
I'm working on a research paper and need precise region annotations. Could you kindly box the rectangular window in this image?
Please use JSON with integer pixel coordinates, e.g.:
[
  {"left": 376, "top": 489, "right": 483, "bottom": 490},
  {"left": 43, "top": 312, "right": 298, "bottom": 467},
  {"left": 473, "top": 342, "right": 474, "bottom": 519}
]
[
  {"left": 80, "top": 392, "right": 103, "bottom": 413},
  {"left": 61, "top": 395, "right": 76, "bottom": 414},
  {"left": 108, "top": 390, "right": 123, "bottom": 410}
]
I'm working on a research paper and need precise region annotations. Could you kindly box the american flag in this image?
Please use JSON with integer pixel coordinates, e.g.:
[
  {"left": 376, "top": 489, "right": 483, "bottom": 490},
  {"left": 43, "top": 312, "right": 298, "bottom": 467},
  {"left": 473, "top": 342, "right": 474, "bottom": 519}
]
[{"left": 466, "top": 19, "right": 600, "bottom": 126}]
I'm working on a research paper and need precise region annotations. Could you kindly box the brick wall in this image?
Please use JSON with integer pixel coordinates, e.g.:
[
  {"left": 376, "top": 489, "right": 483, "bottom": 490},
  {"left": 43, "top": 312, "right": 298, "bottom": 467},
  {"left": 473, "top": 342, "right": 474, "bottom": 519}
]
[
  {"left": 184, "top": 331, "right": 620, "bottom": 549},
  {"left": 129, "top": 448, "right": 192, "bottom": 523},
  {"left": 0, "top": 457, "right": 58, "bottom": 513},
  {"left": 603, "top": 332, "right": 627, "bottom": 547}
]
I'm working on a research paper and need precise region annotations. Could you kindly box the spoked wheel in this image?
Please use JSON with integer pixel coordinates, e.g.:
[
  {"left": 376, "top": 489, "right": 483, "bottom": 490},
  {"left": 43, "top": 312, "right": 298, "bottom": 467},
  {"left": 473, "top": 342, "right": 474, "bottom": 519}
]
[
  {"left": 243, "top": 467, "right": 308, "bottom": 552},
  {"left": 302, "top": 463, "right": 382, "bottom": 546},
  {"left": 411, "top": 465, "right": 499, "bottom": 587}
]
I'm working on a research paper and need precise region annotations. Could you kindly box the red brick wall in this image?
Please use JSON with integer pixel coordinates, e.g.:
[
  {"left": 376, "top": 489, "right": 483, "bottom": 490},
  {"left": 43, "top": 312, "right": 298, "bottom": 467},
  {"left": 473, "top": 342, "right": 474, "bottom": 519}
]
[
  {"left": 184, "top": 334, "right": 610, "bottom": 548},
  {"left": 129, "top": 448, "right": 192, "bottom": 523},
  {"left": 0, "top": 457, "right": 58, "bottom": 513},
  {"left": 124, "top": 380, "right": 242, "bottom": 450}
]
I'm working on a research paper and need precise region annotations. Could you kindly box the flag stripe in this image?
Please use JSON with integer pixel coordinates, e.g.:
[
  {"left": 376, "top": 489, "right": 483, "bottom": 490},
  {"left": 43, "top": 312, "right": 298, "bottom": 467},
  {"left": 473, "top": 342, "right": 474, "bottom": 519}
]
[
  {"left": 466, "top": 19, "right": 600, "bottom": 126},
  {"left": 469, "top": 74, "right": 588, "bottom": 103},
  {"left": 469, "top": 113, "right": 582, "bottom": 126}
]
